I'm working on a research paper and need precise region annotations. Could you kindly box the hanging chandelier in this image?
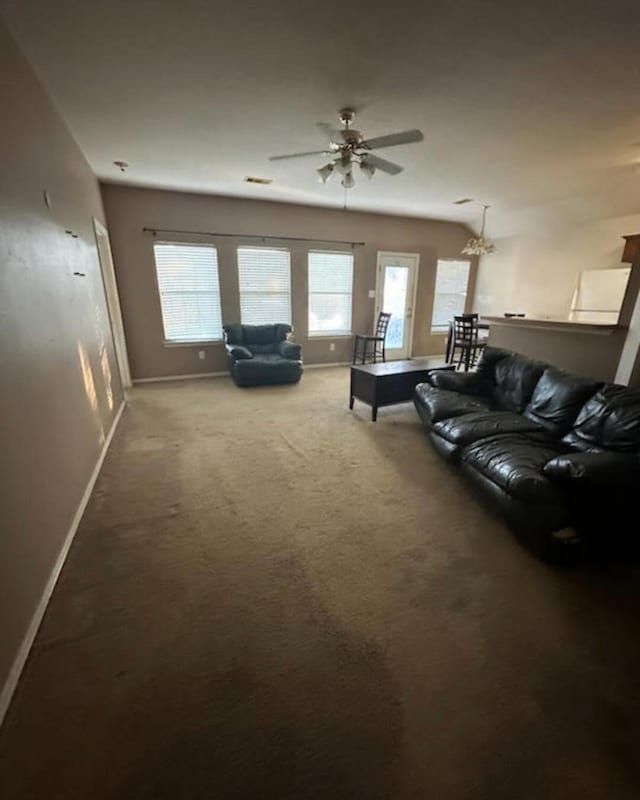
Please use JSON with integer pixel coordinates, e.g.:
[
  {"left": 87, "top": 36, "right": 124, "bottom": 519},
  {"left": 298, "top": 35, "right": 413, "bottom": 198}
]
[{"left": 462, "top": 204, "right": 496, "bottom": 256}]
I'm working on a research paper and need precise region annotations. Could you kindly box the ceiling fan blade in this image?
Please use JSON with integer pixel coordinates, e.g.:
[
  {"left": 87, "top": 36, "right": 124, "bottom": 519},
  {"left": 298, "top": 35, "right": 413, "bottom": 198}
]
[
  {"left": 363, "top": 154, "right": 404, "bottom": 175},
  {"left": 361, "top": 129, "right": 424, "bottom": 150},
  {"left": 269, "top": 150, "right": 332, "bottom": 161},
  {"left": 316, "top": 122, "right": 340, "bottom": 142}
]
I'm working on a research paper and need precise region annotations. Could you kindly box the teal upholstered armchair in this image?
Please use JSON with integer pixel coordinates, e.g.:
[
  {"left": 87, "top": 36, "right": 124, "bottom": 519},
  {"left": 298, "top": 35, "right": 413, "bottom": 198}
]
[{"left": 223, "top": 324, "right": 303, "bottom": 387}]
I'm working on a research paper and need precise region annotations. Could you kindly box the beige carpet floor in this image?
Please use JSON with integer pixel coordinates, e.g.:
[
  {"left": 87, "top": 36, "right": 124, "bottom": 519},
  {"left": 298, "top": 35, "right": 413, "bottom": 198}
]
[{"left": 1, "top": 367, "right": 640, "bottom": 799}]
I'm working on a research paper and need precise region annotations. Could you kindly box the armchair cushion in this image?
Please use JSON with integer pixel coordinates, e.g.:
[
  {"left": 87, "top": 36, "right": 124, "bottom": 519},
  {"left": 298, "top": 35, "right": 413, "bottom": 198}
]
[
  {"left": 227, "top": 344, "right": 253, "bottom": 360},
  {"left": 223, "top": 323, "right": 244, "bottom": 345},
  {"left": 241, "top": 324, "right": 290, "bottom": 346},
  {"left": 278, "top": 340, "right": 302, "bottom": 360},
  {"left": 233, "top": 354, "right": 302, "bottom": 387}
]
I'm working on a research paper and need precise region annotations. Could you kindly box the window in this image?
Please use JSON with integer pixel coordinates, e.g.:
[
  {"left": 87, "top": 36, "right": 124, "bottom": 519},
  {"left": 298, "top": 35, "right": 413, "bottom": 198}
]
[
  {"left": 237, "top": 247, "right": 291, "bottom": 325},
  {"left": 431, "top": 259, "right": 471, "bottom": 332},
  {"left": 308, "top": 251, "right": 354, "bottom": 336},
  {"left": 153, "top": 242, "right": 223, "bottom": 343}
]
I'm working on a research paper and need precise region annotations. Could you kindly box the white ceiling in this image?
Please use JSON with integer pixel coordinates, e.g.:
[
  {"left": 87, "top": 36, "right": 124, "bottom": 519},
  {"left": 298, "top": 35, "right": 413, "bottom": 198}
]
[{"left": 2, "top": 0, "right": 640, "bottom": 235}]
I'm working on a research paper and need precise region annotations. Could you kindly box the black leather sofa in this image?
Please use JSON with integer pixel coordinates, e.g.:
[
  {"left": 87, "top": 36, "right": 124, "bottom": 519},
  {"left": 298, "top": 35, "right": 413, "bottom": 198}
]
[
  {"left": 414, "top": 346, "right": 640, "bottom": 558},
  {"left": 223, "top": 323, "right": 303, "bottom": 387}
]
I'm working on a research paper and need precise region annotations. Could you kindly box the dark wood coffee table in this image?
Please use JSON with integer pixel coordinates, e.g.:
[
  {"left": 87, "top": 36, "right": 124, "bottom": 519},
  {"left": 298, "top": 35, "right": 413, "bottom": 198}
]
[{"left": 349, "top": 358, "right": 455, "bottom": 421}]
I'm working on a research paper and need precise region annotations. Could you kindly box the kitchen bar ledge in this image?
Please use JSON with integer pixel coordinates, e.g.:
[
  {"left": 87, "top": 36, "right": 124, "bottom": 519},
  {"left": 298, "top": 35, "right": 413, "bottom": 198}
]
[
  {"left": 483, "top": 315, "right": 628, "bottom": 382},
  {"left": 482, "top": 315, "right": 625, "bottom": 335}
]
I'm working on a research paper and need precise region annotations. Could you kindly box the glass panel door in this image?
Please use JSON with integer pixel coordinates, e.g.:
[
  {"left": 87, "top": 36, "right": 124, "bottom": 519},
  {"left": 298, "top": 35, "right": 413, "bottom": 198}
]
[{"left": 375, "top": 253, "right": 418, "bottom": 360}]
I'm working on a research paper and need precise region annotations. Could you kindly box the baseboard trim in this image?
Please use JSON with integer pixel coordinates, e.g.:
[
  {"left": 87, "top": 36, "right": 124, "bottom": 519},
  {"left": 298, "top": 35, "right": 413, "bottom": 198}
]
[
  {"left": 133, "top": 371, "right": 228, "bottom": 383},
  {"left": 303, "top": 361, "right": 350, "bottom": 369},
  {"left": 133, "top": 365, "right": 352, "bottom": 382},
  {"left": 0, "top": 400, "right": 126, "bottom": 728}
]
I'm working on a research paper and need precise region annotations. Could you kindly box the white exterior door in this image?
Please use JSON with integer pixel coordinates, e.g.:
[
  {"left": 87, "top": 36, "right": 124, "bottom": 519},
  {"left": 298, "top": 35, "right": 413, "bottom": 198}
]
[{"left": 375, "top": 252, "right": 419, "bottom": 360}]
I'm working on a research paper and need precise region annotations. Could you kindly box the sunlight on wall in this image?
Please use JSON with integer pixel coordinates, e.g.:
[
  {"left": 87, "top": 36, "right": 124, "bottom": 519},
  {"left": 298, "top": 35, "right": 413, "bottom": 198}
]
[
  {"left": 77, "top": 341, "right": 98, "bottom": 412},
  {"left": 77, "top": 341, "right": 105, "bottom": 444},
  {"left": 100, "top": 344, "right": 114, "bottom": 411}
]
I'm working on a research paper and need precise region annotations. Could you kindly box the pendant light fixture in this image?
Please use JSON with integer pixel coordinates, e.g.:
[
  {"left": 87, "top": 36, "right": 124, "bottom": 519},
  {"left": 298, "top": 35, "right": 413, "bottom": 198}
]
[{"left": 462, "top": 204, "right": 496, "bottom": 256}]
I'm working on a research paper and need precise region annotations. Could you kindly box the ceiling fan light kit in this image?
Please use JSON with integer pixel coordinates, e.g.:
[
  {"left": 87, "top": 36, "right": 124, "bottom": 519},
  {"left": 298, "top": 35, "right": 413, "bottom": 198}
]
[
  {"left": 316, "top": 163, "right": 334, "bottom": 183},
  {"left": 342, "top": 171, "right": 355, "bottom": 189},
  {"left": 270, "top": 108, "right": 424, "bottom": 189},
  {"left": 462, "top": 204, "right": 496, "bottom": 256},
  {"left": 360, "top": 159, "right": 375, "bottom": 179}
]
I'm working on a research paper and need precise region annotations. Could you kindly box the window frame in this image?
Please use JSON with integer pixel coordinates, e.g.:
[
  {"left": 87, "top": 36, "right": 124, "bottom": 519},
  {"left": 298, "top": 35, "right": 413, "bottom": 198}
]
[
  {"left": 431, "top": 258, "right": 472, "bottom": 334},
  {"left": 307, "top": 249, "right": 355, "bottom": 338},
  {"left": 152, "top": 240, "right": 224, "bottom": 346},
  {"left": 236, "top": 245, "right": 292, "bottom": 326}
]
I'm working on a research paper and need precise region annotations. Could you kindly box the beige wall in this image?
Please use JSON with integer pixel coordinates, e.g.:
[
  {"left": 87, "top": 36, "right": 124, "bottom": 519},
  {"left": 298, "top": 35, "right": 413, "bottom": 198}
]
[
  {"left": 100, "top": 184, "right": 475, "bottom": 380},
  {"left": 473, "top": 213, "right": 640, "bottom": 320},
  {"left": 0, "top": 20, "right": 123, "bottom": 712}
]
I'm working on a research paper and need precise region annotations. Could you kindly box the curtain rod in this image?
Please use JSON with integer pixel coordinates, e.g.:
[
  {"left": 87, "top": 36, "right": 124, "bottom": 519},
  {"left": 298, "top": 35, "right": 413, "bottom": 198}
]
[{"left": 142, "top": 227, "right": 365, "bottom": 247}]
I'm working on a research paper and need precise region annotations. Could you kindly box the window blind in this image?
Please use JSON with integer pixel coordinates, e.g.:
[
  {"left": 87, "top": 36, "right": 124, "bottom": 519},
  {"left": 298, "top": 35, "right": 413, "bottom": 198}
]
[
  {"left": 308, "top": 251, "right": 354, "bottom": 336},
  {"left": 153, "top": 242, "right": 223, "bottom": 342},
  {"left": 237, "top": 247, "right": 291, "bottom": 325},
  {"left": 431, "top": 259, "right": 471, "bottom": 332}
]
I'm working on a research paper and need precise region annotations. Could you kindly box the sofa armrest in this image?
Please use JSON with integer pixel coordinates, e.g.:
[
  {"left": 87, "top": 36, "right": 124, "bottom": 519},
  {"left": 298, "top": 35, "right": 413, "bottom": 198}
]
[
  {"left": 278, "top": 340, "right": 302, "bottom": 360},
  {"left": 226, "top": 344, "right": 253, "bottom": 361},
  {"left": 428, "top": 370, "right": 483, "bottom": 394},
  {"left": 543, "top": 451, "right": 640, "bottom": 486}
]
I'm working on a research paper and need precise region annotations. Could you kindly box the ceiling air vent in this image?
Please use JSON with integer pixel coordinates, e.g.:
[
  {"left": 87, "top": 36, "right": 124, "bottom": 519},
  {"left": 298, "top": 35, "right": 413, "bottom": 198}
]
[
  {"left": 245, "top": 176, "right": 273, "bottom": 185},
  {"left": 453, "top": 197, "right": 474, "bottom": 205}
]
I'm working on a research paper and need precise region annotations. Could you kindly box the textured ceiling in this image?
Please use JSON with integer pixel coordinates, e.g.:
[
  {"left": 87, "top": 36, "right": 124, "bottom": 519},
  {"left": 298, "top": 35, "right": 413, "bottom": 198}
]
[{"left": 2, "top": 0, "right": 640, "bottom": 235}]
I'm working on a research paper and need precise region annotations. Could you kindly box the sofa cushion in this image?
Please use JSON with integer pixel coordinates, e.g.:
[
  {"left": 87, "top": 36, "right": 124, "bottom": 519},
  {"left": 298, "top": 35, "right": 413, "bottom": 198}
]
[
  {"left": 524, "top": 367, "right": 600, "bottom": 437},
  {"left": 428, "top": 370, "right": 483, "bottom": 393},
  {"left": 461, "top": 434, "right": 570, "bottom": 504},
  {"left": 565, "top": 384, "right": 640, "bottom": 453},
  {"left": 543, "top": 451, "right": 640, "bottom": 486},
  {"left": 474, "top": 346, "right": 513, "bottom": 385},
  {"left": 414, "top": 384, "right": 490, "bottom": 425},
  {"left": 491, "top": 354, "right": 546, "bottom": 413},
  {"left": 433, "top": 411, "right": 544, "bottom": 447}
]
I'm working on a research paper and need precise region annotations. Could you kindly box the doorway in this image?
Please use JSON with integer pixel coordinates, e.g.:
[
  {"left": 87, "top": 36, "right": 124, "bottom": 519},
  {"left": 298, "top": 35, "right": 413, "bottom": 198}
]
[
  {"left": 375, "top": 252, "right": 419, "bottom": 360},
  {"left": 93, "top": 218, "right": 132, "bottom": 389}
]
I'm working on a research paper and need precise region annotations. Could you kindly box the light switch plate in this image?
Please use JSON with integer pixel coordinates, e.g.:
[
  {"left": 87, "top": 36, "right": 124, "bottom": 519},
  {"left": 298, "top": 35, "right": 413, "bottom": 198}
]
[{"left": 368, "top": 289, "right": 376, "bottom": 299}]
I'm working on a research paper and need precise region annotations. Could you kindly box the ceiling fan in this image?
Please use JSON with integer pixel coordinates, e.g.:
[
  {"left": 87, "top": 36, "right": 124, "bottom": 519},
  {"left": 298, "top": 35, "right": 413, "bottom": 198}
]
[{"left": 268, "top": 108, "right": 424, "bottom": 188}]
